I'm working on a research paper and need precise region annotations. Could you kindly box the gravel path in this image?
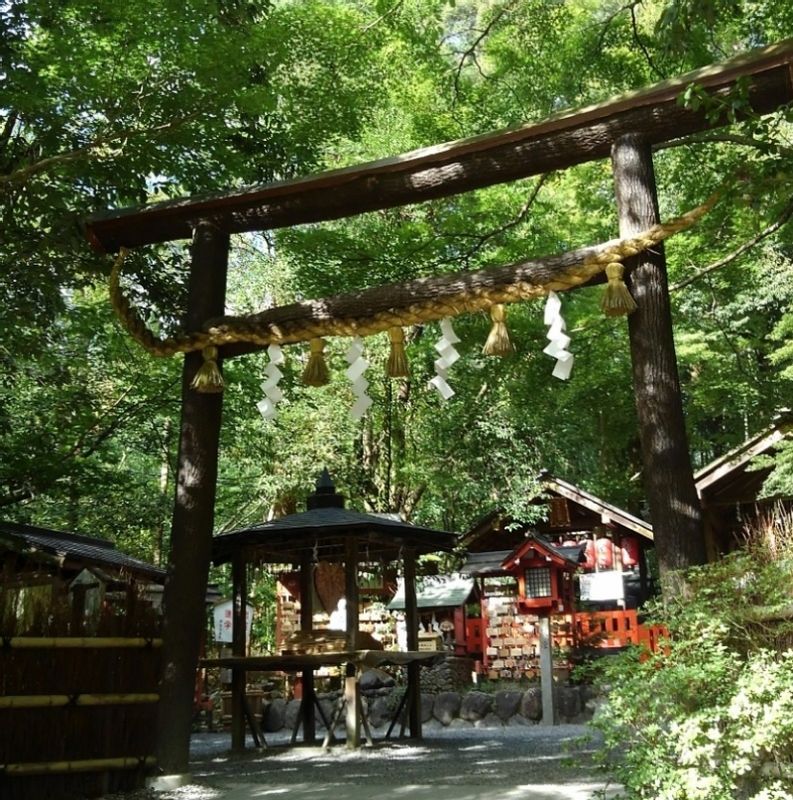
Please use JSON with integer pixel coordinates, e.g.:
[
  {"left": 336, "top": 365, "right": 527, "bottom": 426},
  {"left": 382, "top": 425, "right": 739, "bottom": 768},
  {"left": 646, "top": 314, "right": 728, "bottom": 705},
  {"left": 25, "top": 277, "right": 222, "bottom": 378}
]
[{"left": 130, "top": 724, "right": 621, "bottom": 800}]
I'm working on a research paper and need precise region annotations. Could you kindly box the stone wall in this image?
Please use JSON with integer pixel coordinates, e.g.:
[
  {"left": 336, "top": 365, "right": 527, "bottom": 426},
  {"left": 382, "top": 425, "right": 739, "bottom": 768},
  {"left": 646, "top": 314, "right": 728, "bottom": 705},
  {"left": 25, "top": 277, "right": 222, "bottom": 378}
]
[
  {"left": 257, "top": 678, "right": 600, "bottom": 733},
  {"left": 419, "top": 656, "right": 475, "bottom": 693}
]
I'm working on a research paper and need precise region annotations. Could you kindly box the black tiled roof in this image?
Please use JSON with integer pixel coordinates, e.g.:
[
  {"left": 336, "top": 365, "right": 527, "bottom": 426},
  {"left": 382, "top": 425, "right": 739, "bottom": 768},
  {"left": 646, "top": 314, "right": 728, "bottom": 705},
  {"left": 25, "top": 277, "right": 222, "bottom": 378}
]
[
  {"left": 546, "top": 540, "right": 586, "bottom": 564},
  {"left": 0, "top": 520, "right": 166, "bottom": 582},
  {"left": 212, "top": 506, "right": 458, "bottom": 565},
  {"left": 461, "top": 550, "right": 513, "bottom": 576}
]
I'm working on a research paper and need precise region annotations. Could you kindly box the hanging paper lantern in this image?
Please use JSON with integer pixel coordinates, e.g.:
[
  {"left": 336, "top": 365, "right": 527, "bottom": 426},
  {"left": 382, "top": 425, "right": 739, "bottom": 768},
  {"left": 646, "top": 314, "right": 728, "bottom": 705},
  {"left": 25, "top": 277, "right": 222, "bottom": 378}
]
[
  {"left": 583, "top": 539, "right": 596, "bottom": 570},
  {"left": 621, "top": 535, "right": 640, "bottom": 568},
  {"left": 596, "top": 538, "right": 615, "bottom": 570}
]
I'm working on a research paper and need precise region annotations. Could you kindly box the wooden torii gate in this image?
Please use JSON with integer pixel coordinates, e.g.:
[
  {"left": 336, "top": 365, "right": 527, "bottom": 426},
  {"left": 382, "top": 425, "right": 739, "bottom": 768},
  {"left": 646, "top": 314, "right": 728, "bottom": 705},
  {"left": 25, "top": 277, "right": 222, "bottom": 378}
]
[{"left": 85, "top": 39, "right": 793, "bottom": 774}]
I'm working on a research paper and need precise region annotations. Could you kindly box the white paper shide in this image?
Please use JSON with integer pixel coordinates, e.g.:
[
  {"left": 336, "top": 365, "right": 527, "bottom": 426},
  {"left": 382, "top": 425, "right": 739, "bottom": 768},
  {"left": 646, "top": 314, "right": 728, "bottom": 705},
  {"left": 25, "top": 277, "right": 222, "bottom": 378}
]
[
  {"left": 346, "top": 337, "right": 373, "bottom": 420},
  {"left": 257, "top": 343, "right": 285, "bottom": 421},
  {"left": 543, "top": 291, "right": 574, "bottom": 380},
  {"left": 429, "top": 318, "right": 460, "bottom": 400}
]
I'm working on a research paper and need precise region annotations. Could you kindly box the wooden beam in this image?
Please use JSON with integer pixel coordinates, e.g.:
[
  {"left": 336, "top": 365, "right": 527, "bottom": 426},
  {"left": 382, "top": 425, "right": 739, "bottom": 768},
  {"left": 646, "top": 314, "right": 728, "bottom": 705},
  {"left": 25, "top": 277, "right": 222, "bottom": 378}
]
[
  {"left": 155, "top": 221, "right": 229, "bottom": 774},
  {"left": 231, "top": 550, "right": 247, "bottom": 752},
  {"left": 299, "top": 549, "right": 316, "bottom": 743},
  {"left": 611, "top": 134, "right": 707, "bottom": 585},
  {"left": 402, "top": 547, "right": 422, "bottom": 739},
  {"left": 695, "top": 428, "right": 786, "bottom": 494},
  {"left": 538, "top": 614, "right": 555, "bottom": 726},
  {"left": 85, "top": 41, "right": 793, "bottom": 252},
  {"left": 2, "top": 636, "right": 162, "bottom": 648}
]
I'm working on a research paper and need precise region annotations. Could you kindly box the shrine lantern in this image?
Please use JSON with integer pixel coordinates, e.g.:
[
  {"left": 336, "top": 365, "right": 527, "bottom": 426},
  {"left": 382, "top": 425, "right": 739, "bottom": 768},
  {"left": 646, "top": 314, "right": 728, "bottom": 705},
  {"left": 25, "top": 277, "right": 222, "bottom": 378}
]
[
  {"left": 621, "top": 535, "right": 640, "bottom": 568},
  {"left": 596, "top": 537, "right": 614, "bottom": 569},
  {"left": 583, "top": 539, "right": 596, "bottom": 570},
  {"left": 501, "top": 536, "right": 579, "bottom": 614}
]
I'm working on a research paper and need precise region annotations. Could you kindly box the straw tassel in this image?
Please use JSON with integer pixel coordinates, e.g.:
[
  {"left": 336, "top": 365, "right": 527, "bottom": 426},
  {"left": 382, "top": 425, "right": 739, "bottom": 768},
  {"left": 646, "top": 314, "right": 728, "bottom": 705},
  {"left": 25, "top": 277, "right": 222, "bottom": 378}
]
[
  {"left": 302, "top": 337, "right": 330, "bottom": 386},
  {"left": 601, "top": 262, "right": 637, "bottom": 317},
  {"left": 190, "top": 346, "right": 224, "bottom": 393},
  {"left": 482, "top": 304, "right": 514, "bottom": 356},
  {"left": 386, "top": 327, "right": 409, "bottom": 377}
]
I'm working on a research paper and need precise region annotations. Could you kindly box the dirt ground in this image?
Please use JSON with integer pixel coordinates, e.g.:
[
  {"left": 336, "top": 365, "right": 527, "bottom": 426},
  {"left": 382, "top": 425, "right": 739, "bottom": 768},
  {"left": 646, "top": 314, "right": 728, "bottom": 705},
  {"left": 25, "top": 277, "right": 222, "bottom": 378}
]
[{"left": 134, "top": 723, "right": 621, "bottom": 800}]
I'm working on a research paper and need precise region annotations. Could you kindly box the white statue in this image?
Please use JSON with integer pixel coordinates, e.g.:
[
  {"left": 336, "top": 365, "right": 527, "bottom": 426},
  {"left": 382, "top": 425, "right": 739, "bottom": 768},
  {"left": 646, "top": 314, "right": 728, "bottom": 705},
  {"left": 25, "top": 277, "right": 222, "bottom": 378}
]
[
  {"left": 329, "top": 598, "right": 347, "bottom": 631},
  {"left": 396, "top": 613, "right": 408, "bottom": 651}
]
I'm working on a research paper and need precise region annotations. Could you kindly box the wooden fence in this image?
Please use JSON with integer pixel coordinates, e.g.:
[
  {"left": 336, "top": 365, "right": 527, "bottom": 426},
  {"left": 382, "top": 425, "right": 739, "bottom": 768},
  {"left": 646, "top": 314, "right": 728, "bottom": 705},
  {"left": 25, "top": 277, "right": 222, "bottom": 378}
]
[{"left": 1, "top": 636, "right": 160, "bottom": 798}]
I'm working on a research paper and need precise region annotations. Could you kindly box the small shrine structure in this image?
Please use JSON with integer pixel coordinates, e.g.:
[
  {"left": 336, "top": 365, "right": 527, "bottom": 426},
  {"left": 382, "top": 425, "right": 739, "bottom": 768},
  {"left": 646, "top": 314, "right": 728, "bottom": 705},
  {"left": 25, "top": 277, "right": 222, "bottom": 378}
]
[
  {"left": 207, "top": 470, "right": 457, "bottom": 748},
  {"left": 461, "top": 473, "right": 656, "bottom": 685}
]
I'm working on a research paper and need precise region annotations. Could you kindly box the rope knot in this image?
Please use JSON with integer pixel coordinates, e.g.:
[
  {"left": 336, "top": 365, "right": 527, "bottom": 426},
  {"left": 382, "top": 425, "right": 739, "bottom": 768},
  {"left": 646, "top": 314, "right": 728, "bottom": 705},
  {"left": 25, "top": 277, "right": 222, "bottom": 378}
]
[
  {"left": 386, "top": 326, "right": 409, "bottom": 378},
  {"left": 302, "top": 337, "right": 330, "bottom": 386},
  {"left": 600, "top": 262, "right": 637, "bottom": 317},
  {"left": 482, "top": 304, "right": 514, "bottom": 356},
  {"left": 190, "top": 346, "right": 225, "bottom": 393}
]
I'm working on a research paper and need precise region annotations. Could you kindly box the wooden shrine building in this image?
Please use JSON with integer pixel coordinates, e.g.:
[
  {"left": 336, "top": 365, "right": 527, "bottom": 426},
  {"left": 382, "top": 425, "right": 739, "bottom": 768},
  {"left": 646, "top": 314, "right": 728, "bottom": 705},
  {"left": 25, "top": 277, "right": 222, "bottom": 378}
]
[
  {"left": 696, "top": 411, "right": 793, "bottom": 557},
  {"left": 0, "top": 520, "right": 166, "bottom": 636},
  {"left": 463, "top": 471, "right": 654, "bottom": 605},
  {"left": 460, "top": 473, "right": 656, "bottom": 679}
]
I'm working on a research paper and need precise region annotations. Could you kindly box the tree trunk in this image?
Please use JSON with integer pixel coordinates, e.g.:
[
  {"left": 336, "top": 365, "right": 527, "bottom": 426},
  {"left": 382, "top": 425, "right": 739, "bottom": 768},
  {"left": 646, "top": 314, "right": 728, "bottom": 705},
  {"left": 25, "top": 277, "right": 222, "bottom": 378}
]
[
  {"left": 611, "top": 134, "right": 707, "bottom": 591},
  {"left": 156, "top": 221, "right": 229, "bottom": 773}
]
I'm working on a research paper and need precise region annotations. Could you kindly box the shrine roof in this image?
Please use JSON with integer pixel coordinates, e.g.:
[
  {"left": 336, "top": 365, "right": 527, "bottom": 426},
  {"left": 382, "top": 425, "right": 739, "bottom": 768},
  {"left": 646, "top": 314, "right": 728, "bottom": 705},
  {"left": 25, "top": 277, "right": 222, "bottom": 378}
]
[
  {"left": 0, "top": 520, "right": 166, "bottom": 582},
  {"left": 212, "top": 473, "right": 457, "bottom": 565},
  {"left": 388, "top": 575, "right": 477, "bottom": 611}
]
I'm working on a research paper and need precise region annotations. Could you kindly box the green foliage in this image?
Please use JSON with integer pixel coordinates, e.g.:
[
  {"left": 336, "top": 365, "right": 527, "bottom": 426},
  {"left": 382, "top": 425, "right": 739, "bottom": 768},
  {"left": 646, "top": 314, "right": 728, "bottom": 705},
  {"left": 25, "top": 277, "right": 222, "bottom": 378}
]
[
  {"left": 2, "top": 0, "right": 793, "bottom": 576},
  {"left": 589, "top": 528, "right": 793, "bottom": 799}
]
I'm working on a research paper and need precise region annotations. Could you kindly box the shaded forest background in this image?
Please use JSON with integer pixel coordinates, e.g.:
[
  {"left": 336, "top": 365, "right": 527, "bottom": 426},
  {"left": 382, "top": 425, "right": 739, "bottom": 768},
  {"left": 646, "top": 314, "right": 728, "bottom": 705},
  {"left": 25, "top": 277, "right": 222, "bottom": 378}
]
[{"left": 2, "top": 0, "right": 792, "bottom": 566}]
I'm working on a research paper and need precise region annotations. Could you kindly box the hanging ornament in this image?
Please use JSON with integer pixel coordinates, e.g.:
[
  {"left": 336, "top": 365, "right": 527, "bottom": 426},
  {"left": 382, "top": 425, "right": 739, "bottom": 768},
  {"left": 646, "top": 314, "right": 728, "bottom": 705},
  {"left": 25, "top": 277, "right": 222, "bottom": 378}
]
[
  {"left": 482, "top": 303, "right": 514, "bottom": 356},
  {"left": 429, "top": 318, "right": 460, "bottom": 400},
  {"left": 191, "top": 346, "right": 224, "bottom": 394},
  {"left": 543, "top": 291, "right": 574, "bottom": 380},
  {"left": 600, "top": 262, "right": 637, "bottom": 317},
  {"left": 302, "top": 337, "right": 330, "bottom": 386},
  {"left": 345, "top": 337, "right": 372, "bottom": 420},
  {"left": 256, "top": 343, "right": 285, "bottom": 420},
  {"left": 386, "top": 326, "right": 409, "bottom": 378}
]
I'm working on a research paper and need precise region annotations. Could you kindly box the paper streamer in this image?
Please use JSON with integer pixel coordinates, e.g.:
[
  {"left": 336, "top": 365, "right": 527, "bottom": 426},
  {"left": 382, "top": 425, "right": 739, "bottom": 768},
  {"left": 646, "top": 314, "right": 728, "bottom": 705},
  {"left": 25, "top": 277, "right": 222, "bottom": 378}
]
[
  {"left": 429, "top": 318, "right": 460, "bottom": 400},
  {"left": 345, "top": 337, "right": 372, "bottom": 420},
  {"left": 543, "top": 291, "right": 574, "bottom": 380},
  {"left": 256, "top": 343, "right": 285, "bottom": 421}
]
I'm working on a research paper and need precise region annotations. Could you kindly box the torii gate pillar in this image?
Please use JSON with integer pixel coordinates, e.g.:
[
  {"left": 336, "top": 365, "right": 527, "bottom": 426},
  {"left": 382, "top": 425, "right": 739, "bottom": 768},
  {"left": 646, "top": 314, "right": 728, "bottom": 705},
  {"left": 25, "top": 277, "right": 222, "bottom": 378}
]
[
  {"left": 156, "top": 221, "right": 229, "bottom": 774},
  {"left": 611, "top": 134, "right": 707, "bottom": 588}
]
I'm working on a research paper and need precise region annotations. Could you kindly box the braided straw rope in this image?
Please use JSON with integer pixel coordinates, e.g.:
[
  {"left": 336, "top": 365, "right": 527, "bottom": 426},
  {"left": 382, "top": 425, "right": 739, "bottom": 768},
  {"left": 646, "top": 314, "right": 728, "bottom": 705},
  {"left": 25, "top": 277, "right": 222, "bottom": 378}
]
[{"left": 110, "top": 188, "right": 721, "bottom": 358}]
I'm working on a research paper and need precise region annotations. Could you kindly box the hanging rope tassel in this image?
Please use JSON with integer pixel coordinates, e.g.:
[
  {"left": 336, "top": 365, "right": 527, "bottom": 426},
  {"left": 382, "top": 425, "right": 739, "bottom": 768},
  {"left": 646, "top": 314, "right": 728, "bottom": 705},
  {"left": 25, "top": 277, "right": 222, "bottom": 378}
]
[
  {"left": 386, "top": 326, "right": 409, "bottom": 377},
  {"left": 302, "top": 337, "right": 330, "bottom": 386},
  {"left": 601, "top": 262, "right": 637, "bottom": 317},
  {"left": 482, "top": 304, "right": 514, "bottom": 356},
  {"left": 190, "top": 346, "right": 224, "bottom": 393}
]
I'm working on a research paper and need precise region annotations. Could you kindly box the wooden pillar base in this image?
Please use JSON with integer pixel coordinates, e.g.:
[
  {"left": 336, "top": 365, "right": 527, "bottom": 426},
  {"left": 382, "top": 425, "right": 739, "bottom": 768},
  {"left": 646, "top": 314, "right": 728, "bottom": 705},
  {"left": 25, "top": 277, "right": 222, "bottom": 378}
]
[
  {"left": 539, "top": 615, "right": 555, "bottom": 726},
  {"left": 344, "top": 662, "right": 360, "bottom": 749}
]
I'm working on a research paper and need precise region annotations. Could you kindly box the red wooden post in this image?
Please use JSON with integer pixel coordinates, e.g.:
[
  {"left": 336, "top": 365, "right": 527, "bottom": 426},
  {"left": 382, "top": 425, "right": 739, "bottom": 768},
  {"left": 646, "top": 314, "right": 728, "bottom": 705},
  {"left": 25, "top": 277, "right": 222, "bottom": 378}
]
[{"left": 453, "top": 606, "right": 466, "bottom": 656}]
